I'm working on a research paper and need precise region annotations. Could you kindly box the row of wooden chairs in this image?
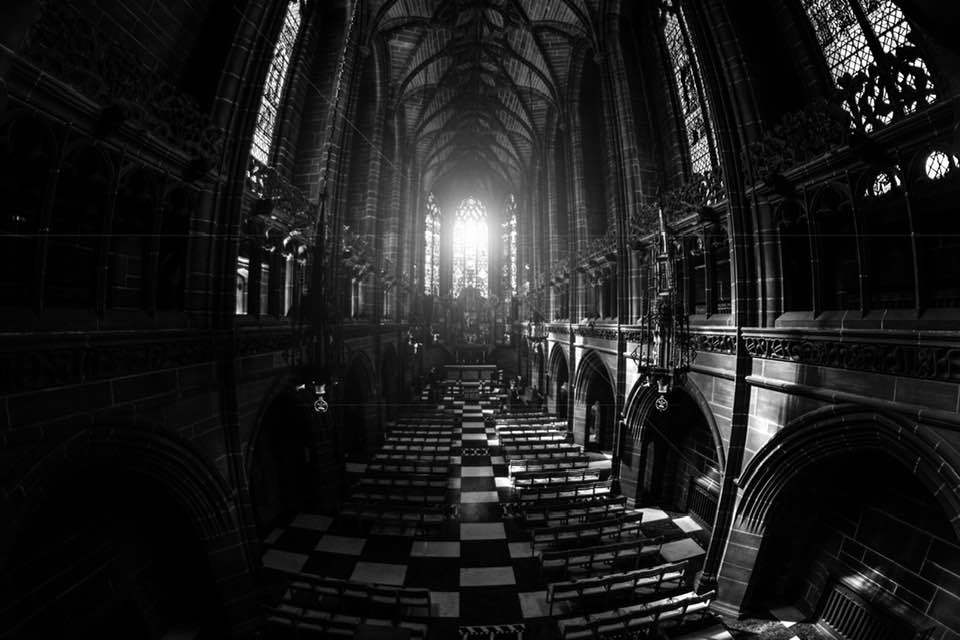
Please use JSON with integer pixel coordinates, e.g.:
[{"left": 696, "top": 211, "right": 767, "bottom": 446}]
[
  {"left": 365, "top": 461, "right": 449, "bottom": 475},
  {"left": 380, "top": 443, "right": 451, "bottom": 454},
  {"left": 508, "top": 456, "right": 590, "bottom": 475},
  {"left": 546, "top": 561, "right": 689, "bottom": 616},
  {"left": 503, "top": 443, "right": 583, "bottom": 459},
  {"left": 540, "top": 536, "right": 670, "bottom": 578},
  {"left": 349, "top": 489, "right": 446, "bottom": 506},
  {"left": 556, "top": 590, "right": 715, "bottom": 640},
  {"left": 267, "top": 574, "right": 431, "bottom": 639},
  {"left": 514, "top": 469, "right": 602, "bottom": 486},
  {"left": 373, "top": 452, "right": 449, "bottom": 464},
  {"left": 356, "top": 474, "right": 448, "bottom": 490},
  {"left": 530, "top": 511, "right": 644, "bottom": 551},
  {"left": 516, "top": 480, "right": 611, "bottom": 504},
  {"left": 521, "top": 496, "right": 627, "bottom": 527}
]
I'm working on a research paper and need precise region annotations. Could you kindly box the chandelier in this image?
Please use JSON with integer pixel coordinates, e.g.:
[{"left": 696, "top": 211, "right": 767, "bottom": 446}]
[
  {"left": 525, "top": 316, "right": 547, "bottom": 354},
  {"left": 628, "top": 204, "right": 695, "bottom": 412}
]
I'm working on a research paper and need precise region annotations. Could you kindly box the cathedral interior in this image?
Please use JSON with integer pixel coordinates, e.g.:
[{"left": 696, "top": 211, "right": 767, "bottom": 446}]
[{"left": 2, "top": 0, "right": 960, "bottom": 638}]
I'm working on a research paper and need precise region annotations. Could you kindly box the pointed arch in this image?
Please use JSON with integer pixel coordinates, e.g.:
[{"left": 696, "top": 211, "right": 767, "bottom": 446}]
[
  {"left": 572, "top": 349, "right": 614, "bottom": 402},
  {"left": 622, "top": 376, "right": 726, "bottom": 472},
  {"left": 735, "top": 405, "right": 960, "bottom": 540}
]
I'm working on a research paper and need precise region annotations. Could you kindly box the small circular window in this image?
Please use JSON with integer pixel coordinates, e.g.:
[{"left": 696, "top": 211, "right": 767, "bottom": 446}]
[{"left": 925, "top": 150, "right": 954, "bottom": 180}]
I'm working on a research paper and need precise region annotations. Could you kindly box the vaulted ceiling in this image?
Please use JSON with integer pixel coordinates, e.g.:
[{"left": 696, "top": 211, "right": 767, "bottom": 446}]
[{"left": 368, "top": 0, "right": 594, "bottom": 195}]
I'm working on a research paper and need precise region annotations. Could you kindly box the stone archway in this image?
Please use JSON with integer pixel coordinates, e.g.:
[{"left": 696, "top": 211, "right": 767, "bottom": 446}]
[
  {"left": 343, "top": 352, "right": 377, "bottom": 456},
  {"left": 620, "top": 380, "right": 725, "bottom": 521},
  {"left": 1, "top": 426, "right": 248, "bottom": 638},
  {"left": 380, "top": 344, "right": 401, "bottom": 421},
  {"left": 717, "top": 406, "right": 960, "bottom": 636},
  {"left": 248, "top": 391, "right": 318, "bottom": 536},
  {"left": 548, "top": 343, "right": 569, "bottom": 420},
  {"left": 573, "top": 350, "right": 616, "bottom": 451}
]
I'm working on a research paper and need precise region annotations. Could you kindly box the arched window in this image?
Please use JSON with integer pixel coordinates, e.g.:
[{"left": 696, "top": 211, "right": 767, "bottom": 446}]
[
  {"left": 452, "top": 197, "right": 488, "bottom": 297},
  {"left": 251, "top": 0, "right": 303, "bottom": 165},
  {"left": 801, "top": 0, "right": 937, "bottom": 133},
  {"left": 661, "top": 1, "right": 717, "bottom": 176},
  {"left": 502, "top": 194, "right": 518, "bottom": 298},
  {"left": 424, "top": 192, "right": 441, "bottom": 295}
]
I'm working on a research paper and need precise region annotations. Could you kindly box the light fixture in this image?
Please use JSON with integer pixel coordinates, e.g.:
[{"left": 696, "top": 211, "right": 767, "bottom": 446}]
[
  {"left": 296, "top": 380, "right": 329, "bottom": 413},
  {"left": 628, "top": 202, "right": 695, "bottom": 413}
]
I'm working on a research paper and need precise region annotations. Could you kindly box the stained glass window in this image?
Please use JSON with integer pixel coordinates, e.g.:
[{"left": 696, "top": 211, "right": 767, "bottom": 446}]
[
  {"left": 502, "top": 195, "right": 518, "bottom": 298},
  {"left": 662, "top": 2, "right": 716, "bottom": 175},
  {"left": 452, "top": 197, "right": 488, "bottom": 297},
  {"left": 924, "top": 150, "right": 956, "bottom": 181},
  {"left": 251, "top": 0, "right": 302, "bottom": 165},
  {"left": 801, "top": 0, "right": 937, "bottom": 132},
  {"left": 424, "top": 192, "right": 441, "bottom": 295}
]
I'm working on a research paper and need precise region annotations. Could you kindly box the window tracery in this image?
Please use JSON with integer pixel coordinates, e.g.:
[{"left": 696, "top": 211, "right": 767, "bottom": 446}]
[
  {"left": 502, "top": 194, "right": 518, "bottom": 298},
  {"left": 452, "top": 197, "right": 489, "bottom": 297},
  {"left": 661, "top": 1, "right": 717, "bottom": 176},
  {"left": 801, "top": 0, "right": 937, "bottom": 133},
  {"left": 251, "top": 0, "right": 302, "bottom": 165},
  {"left": 424, "top": 193, "right": 441, "bottom": 295}
]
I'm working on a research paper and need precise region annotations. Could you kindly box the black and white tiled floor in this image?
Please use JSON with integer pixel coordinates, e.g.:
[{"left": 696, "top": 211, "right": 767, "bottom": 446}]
[{"left": 262, "top": 390, "right": 729, "bottom": 638}]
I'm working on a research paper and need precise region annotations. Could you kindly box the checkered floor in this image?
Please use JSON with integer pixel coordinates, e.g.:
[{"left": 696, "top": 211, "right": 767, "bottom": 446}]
[{"left": 262, "top": 387, "right": 716, "bottom": 638}]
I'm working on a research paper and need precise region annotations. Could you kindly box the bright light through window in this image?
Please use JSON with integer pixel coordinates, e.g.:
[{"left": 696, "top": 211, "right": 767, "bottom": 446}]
[{"left": 453, "top": 197, "right": 488, "bottom": 297}]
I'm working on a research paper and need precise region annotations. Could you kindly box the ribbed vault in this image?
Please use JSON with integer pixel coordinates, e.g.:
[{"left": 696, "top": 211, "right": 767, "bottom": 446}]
[{"left": 371, "top": 0, "right": 591, "bottom": 193}]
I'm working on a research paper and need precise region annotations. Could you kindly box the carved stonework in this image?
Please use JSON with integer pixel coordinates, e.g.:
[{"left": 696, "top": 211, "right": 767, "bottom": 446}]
[
  {"left": 0, "top": 331, "right": 307, "bottom": 394},
  {"left": 743, "top": 335, "right": 960, "bottom": 383},
  {"left": 574, "top": 327, "right": 618, "bottom": 341},
  {"left": 24, "top": 3, "right": 224, "bottom": 164},
  {"left": 692, "top": 333, "right": 737, "bottom": 355},
  {"left": 548, "top": 324, "right": 570, "bottom": 336}
]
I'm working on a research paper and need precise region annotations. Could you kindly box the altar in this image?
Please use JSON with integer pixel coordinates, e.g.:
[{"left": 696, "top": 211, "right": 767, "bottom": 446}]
[{"left": 444, "top": 364, "right": 498, "bottom": 382}]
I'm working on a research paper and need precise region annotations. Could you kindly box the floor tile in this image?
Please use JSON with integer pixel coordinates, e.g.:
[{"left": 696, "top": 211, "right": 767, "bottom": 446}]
[
  {"left": 639, "top": 507, "right": 670, "bottom": 522},
  {"left": 495, "top": 477, "right": 513, "bottom": 488},
  {"left": 459, "top": 589, "right": 523, "bottom": 625},
  {"left": 346, "top": 462, "right": 368, "bottom": 473},
  {"left": 404, "top": 558, "right": 461, "bottom": 590},
  {"left": 461, "top": 466, "right": 494, "bottom": 477},
  {"left": 262, "top": 549, "right": 309, "bottom": 573},
  {"left": 362, "top": 535, "right": 413, "bottom": 561},
  {"left": 448, "top": 477, "right": 462, "bottom": 489},
  {"left": 460, "top": 566, "right": 516, "bottom": 586},
  {"left": 289, "top": 513, "right": 333, "bottom": 531},
  {"left": 461, "top": 540, "right": 512, "bottom": 566},
  {"left": 672, "top": 625, "right": 734, "bottom": 640},
  {"left": 461, "top": 491, "right": 500, "bottom": 503},
  {"left": 508, "top": 541, "right": 535, "bottom": 559},
  {"left": 264, "top": 528, "right": 284, "bottom": 545},
  {"left": 459, "top": 502, "right": 503, "bottom": 522},
  {"left": 518, "top": 590, "right": 550, "bottom": 618},
  {"left": 660, "top": 537, "right": 705, "bottom": 562},
  {"left": 273, "top": 527, "right": 324, "bottom": 553},
  {"left": 350, "top": 561, "right": 407, "bottom": 586},
  {"left": 462, "top": 477, "right": 497, "bottom": 492},
  {"left": 430, "top": 591, "right": 460, "bottom": 618},
  {"left": 301, "top": 552, "right": 358, "bottom": 579},
  {"left": 410, "top": 540, "right": 461, "bottom": 558},
  {"left": 315, "top": 534, "right": 366, "bottom": 555},
  {"left": 673, "top": 515, "right": 703, "bottom": 533},
  {"left": 460, "top": 522, "right": 506, "bottom": 540}
]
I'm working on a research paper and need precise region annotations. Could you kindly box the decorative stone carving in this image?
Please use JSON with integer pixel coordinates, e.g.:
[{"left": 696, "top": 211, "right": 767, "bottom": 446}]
[
  {"left": 574, "top": 327, "right": 618, "bottom": 341},
  {"left": 743, "top": 335, "right": 960, "bottom": 383},
  {"left": 0, "top": 330, "right": 307, "bottom": 394},
  {"left": 746, "top": 99, "right": 849, "bottom": 181},
  {"left": 24, "top": 3, "right": 224, "bottom": 165},
  {"left": 692, "top": 333, "right": 738, "bottom": 355}
]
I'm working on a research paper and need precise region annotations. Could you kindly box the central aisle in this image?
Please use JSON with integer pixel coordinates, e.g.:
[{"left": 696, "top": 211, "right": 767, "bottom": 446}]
[{"left": 261, "top": 379, "right": 721, "bottom": 639}]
